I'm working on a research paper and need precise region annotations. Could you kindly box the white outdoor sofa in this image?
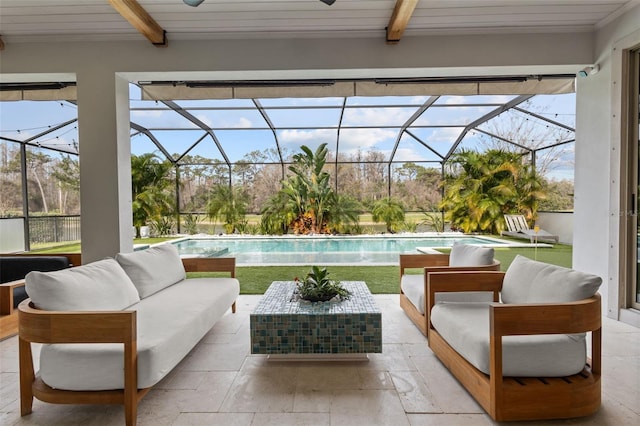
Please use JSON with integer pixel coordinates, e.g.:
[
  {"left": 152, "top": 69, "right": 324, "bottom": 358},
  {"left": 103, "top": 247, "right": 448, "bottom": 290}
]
[
  {"left": 427, "top": 255, "right": 602, "bottom": 421},
  {"left": 18, "top": 244, "right": 239, "bottom": 426}
]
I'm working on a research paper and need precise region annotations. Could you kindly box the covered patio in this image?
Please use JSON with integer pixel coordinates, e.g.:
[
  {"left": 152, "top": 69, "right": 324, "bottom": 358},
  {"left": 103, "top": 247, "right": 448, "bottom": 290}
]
[
  {"left": 1, "top": 1, "right": 639, "bottom": 424},
  {"left": 0, "top": 0, "right": 636, "bottom": 323}
]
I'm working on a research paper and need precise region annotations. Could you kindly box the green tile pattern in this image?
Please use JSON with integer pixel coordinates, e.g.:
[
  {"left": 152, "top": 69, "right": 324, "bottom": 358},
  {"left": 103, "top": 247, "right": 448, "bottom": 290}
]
[{"left": 250, "top": 281, "right": 382, "bottom": 354}]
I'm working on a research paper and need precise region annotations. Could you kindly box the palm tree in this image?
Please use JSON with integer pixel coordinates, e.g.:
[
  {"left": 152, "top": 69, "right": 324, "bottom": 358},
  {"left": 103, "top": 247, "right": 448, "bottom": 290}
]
[
  {"left": 284, "top": 143, "right": 335, "bottom": 234},
  {"left": 206, "top": 184, "right": 248, "bottom": 234},
  {"left": 419, "top": 209, "right": 445, "bottom": 233},
  {"left": 371, "top": 197, "right": 405, "bottom": 233},
  {"left": 327, "top": 195, "right": 362, "bottom": 233},
  {"left": 131, "top": 153, "right": 173, "bottom": 238},
  {"left": 440, "top": 149, "right": 545, "bottom": 234},
  {"left": 260, "top": 191, "right": 296, "bottom": 235}
]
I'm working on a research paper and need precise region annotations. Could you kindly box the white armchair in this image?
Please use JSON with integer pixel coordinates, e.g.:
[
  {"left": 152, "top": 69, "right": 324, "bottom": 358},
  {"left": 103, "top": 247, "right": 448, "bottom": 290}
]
[{"left": 399, "top": 243, "right": 500, "bottom": 335}]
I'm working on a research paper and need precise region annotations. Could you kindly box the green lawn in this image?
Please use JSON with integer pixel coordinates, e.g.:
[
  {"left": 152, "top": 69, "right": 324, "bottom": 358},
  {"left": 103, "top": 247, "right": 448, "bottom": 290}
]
[
  {"left": 187, "top": 266, "right": 400, "bottom": 294},
  {"left": 28, "top": 237, "right": 573, "bottom": 295},
  {"left": 189, "top": 244, "right": 572, "bottom": 295}
]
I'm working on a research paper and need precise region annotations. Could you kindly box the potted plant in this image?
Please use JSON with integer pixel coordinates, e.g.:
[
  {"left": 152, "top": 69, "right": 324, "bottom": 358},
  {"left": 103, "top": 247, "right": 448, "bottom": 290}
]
[{"left": 295, "top": 266, "right": 351, "bottom": 302}]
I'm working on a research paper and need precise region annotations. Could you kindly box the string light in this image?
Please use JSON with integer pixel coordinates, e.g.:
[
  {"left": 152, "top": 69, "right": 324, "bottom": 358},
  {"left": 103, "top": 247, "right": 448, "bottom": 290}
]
[
  {"left": 1, "top": 124, "right": 58, "bottom": 133},
  {"left": 30, "top": 126, "right": 78, "bottom": 146}
]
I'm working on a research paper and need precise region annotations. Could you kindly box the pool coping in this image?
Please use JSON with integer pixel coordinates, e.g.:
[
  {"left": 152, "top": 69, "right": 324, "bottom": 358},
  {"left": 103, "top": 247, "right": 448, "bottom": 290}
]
[{"left": 166, "top": 232, "right": 551, "bottom": 243}]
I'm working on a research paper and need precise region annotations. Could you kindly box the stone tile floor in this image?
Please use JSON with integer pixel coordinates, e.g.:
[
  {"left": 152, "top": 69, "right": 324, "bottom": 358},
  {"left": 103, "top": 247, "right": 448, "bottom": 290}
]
[{"left": 0, "top": 295, "right": 638, "bottom": 425}]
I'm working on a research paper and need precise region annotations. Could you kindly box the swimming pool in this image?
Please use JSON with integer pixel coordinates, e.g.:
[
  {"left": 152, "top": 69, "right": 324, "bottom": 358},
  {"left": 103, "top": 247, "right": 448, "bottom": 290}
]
[{"left": 171, "top": 234, "right": 515, "bottom": 265}]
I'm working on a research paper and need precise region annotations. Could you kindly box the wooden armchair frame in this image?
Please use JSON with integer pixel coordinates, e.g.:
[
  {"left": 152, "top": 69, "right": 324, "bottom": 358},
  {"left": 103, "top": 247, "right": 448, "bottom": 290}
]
[
  {"left": 19, "top": 256, "right": 236, "bottom": 426},
  {"left": 399, "top": 254, "right": 500, "bottom": 335},
  {"left": 426, "top": 271, "right": 602, "bottom": 422},
  {"left": 1, "top": 254, "right": 82, "bottom": 340}
]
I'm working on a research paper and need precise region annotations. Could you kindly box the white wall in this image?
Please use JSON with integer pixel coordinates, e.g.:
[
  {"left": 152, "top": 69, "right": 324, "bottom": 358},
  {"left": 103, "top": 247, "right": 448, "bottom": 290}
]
[
  {"left": 0, "top": 218, "right": 25, "bottom": 253},
  {"left": 536, "top": 212, "right": 573, "bottom": 245},
  {"left": 0, "top": 32, "right": 593, "bottom": 78},
  {"left": 575, "top": 4, "right": 640, "bottom": 321}
]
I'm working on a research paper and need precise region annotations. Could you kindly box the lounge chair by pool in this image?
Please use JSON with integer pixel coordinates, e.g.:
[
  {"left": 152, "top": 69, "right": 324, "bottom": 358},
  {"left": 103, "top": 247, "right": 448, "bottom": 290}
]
[{"left": 501, "top": 214, "right": 559, "bottom": 243}]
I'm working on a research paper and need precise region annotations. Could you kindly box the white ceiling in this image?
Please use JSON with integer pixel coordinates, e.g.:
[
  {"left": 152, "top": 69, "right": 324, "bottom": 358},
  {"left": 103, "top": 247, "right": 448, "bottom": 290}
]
[{"left": 0, "top": 0, "right": 638, "bottom": 44}]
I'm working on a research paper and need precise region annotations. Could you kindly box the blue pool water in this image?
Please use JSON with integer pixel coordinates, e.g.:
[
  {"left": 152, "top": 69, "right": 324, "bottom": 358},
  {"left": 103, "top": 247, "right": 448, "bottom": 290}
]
[{"left": 171, "top": 235, "right": 509, "bottom": 265}]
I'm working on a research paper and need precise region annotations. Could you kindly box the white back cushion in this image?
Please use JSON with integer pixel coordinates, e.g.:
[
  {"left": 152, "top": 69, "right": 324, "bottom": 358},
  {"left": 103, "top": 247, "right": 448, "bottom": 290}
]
[
  {"left": 115, "top": 244, "right": 186, "bottom": 298},
  {"left": 26, "top": 258, "right": 140, "bottom": 311},
  {"left": 502, "top": 255, "right": 602, "bottom": 304},
  {"left": 449, "top": 243, "right": 494, "bottom": 267}
]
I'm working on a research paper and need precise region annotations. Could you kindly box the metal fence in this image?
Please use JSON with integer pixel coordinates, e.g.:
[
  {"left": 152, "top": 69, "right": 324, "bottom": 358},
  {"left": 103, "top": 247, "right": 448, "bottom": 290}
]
[{"left": 28, "top": 215, "right": 81, "bottom": 244}]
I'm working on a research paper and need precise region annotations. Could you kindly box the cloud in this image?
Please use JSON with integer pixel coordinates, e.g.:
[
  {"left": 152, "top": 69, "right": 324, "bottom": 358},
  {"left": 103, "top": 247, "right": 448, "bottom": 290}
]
[
  {"left": 131, "top": 110, "right": 254, "bottom": 130},
  {"left": 280, "top": 128, "right": 335, "bottom": 144},
  {"left": 131, "top": 109, "right": 164, "bottom": 118},
  {"left": 193, "top": 114, "right": 213, "bottom": 128},
  {"left": 409, "top": 96, "right": 430, "bottom": 104},
  {"left": 342, "top": 107, "right": 413, "bottom": 127},
  {"left": 210, "top": 115, "right": 256, "bottom": 129},
  {"left": 278, "top": 127, "right": 399, "bottom": 159},
  {"left": 131, "top": 110, "right": 200, "bottom": 129},
  {"left": 416, "top": 105, "right": 497, "bottom": 127},
  {"left": 234, "top": 117, "right": 253, "bottom": 128},
  {"left": 278, "top": 129, "right": 337, "bottom": 154},
  {"left": 392, "top": 147, "right": 430, "bottom": 162},
  {"left": 339, "top": 128, "right": 398, "bottom": 151},
  {"left": 426, "top": 127, "right": 463, "bottom": 143},
  {"left": 443, "top": 96, "right": 467, "bottom": 105}
]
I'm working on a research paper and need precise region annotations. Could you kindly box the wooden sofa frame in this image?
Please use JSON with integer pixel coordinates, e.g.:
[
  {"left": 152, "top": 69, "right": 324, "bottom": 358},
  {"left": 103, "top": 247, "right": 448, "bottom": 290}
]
[
  {"left": 0, "top": 253, "right": 82, "bottom": 340},
  {"left": 18, "top": 256, "right": 237, "bottom": 426},
  {"left": 426, "top": 270, "right": 601, "bottom": 422},
  {"left": 399, "top": 253, "right": 501, "bottom": 336}
]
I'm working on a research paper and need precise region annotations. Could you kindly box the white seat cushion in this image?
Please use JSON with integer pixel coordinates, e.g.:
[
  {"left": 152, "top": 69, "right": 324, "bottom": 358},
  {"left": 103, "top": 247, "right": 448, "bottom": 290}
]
[
  {"left": 401, "top": 274, "right": 425, "bottom": 313},
  {"left": 401, "top": 274, "right": 493, "bottom": 315},
  {"left": 116, "top": 243, "right": 186, "bottom": 298},
  {"left": 448, "top": 243, "right": 494, "bottom": 267},
  {"left": 25, "top": 258, "right": 140, "bottom": 311},
  {"left": 39, "top": 277, "right": 240, "bottom": 390},
  {"left": 502, "top": 255, "right": 602, "bottom": 304},
  {"left": 431, "top": 302, "right": 586, "bottom": 377}
]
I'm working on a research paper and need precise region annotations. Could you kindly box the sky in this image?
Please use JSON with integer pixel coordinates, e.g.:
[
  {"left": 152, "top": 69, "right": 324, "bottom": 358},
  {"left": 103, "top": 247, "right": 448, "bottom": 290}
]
[{"left": 0, "top": 85, "right": 576, "bottom": 181}]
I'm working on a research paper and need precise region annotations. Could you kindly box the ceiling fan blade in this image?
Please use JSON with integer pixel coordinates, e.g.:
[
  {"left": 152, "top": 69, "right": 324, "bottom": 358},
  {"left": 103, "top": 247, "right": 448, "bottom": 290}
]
[{"left": 183, "top": 0, "right": 205, "bottom": 6}]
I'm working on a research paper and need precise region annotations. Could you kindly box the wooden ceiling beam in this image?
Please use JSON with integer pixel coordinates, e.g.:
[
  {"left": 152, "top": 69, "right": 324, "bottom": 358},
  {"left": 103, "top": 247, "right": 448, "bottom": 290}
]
[
  {"left": 386, "top": 0, "right": 418, "bottom": 44},
  {"left": 108, "top": 0, "right": 167, "bottom": 47}
]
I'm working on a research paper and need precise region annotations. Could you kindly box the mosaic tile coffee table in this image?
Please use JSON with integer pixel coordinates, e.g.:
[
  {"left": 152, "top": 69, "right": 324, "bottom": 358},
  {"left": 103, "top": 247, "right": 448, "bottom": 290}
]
[{"left": 250, "top": 281, "right": 382, "bottom": 360}]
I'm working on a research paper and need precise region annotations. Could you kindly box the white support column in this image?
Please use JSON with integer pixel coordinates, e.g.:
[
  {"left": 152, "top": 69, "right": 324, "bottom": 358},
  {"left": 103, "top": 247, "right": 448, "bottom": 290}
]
[{"left": 77, "top": 71, "right": 133, "bottom": 263}]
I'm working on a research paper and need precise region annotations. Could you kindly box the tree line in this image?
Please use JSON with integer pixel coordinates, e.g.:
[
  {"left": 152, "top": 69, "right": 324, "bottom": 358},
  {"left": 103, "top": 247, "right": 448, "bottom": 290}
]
[
  {"left": 133, "top": 144, "right": 575, "bottom": 236},
  {"left": 1, "top": 141, "right": 574, "bottom": 236},
  {"left": 0, "top": 142, "right": 80, "bottom": 217}
]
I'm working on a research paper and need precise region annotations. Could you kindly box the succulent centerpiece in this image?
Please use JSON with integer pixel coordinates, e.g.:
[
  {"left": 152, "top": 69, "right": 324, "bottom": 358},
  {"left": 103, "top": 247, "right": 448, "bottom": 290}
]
[{"left": 294, "top": 266, "right": 351, "bottom": 303}]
